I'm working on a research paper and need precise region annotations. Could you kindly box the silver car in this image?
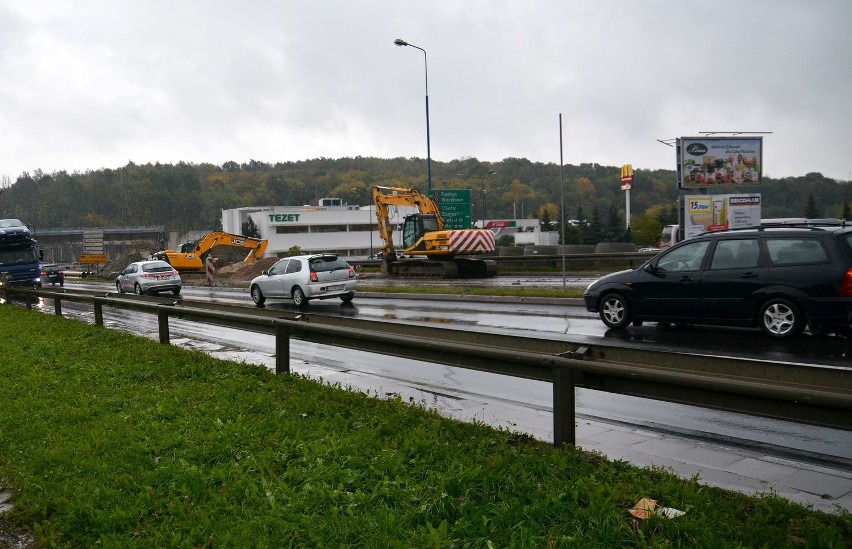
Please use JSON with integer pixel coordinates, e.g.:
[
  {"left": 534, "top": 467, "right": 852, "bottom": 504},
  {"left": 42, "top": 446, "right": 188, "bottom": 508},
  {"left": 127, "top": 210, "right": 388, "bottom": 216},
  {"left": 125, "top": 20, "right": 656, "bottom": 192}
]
[
  {"left": 115, "top": 260, "right": 182, "bottom": 295},
  {"left": 250, "top": 254, "right": 356, "bottom": 307}
]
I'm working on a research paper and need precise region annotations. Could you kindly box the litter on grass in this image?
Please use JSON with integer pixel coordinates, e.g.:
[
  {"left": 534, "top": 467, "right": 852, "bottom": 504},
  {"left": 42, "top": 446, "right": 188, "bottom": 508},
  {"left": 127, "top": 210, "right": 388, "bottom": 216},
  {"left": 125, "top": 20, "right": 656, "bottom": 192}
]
[{"left": 629, "top": 498, "right": 685, "bottom": 519}]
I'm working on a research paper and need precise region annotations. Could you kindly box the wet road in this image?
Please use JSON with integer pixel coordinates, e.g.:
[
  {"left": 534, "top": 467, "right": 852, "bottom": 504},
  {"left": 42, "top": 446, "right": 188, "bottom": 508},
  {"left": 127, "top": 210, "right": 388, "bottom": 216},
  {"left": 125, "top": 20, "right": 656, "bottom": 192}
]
[{"left": 35, "top": 280, "right": 852, "bottom": 465}]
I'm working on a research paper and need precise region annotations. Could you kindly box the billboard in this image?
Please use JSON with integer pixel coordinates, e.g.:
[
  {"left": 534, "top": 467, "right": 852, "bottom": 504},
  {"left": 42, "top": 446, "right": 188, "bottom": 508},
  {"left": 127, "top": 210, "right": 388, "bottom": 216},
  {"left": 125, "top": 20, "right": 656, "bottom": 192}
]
[
  {"left": 677, "top": 136, "right": 763, "bottom": 189},
  {"left": 684, "top": 193, "right": 761, "bottom": 239}
]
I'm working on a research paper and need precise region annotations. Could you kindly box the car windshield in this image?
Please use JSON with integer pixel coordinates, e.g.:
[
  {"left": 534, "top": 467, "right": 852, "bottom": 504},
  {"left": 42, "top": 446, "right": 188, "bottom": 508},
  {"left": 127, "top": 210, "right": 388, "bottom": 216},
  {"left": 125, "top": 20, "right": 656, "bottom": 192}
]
[
  {"left": 142, "top": 262, "right": 174, "bottom": 273},
  {"left": 0, "top": 219, "right": 24, "bottom": 228}
]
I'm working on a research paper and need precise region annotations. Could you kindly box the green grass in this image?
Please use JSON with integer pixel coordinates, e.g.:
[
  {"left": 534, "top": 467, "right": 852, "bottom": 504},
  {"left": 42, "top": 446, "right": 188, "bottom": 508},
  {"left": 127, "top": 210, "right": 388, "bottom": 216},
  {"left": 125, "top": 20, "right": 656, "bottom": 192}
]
[{"left": 0, "top": 306, "right": 849, "bottom": 547}]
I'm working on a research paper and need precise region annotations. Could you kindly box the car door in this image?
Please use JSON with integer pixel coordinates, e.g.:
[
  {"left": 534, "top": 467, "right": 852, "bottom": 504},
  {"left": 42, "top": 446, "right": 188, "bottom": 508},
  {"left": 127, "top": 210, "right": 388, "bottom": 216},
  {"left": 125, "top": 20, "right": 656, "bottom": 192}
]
[
  {"left": 634, "top": 240, "right": 710, "bottom": 319},
  {"left": 700, "top": 237, "right": 768, "bottom": 322},
  {"left": 280, "top": 257, "right": 305, "bottom": 298},
  {"left": 257, "top": 259, "right": 289, "bottom": 297},
  {"left": 118, "top": 264, "right": 137, "bottom": 292}
]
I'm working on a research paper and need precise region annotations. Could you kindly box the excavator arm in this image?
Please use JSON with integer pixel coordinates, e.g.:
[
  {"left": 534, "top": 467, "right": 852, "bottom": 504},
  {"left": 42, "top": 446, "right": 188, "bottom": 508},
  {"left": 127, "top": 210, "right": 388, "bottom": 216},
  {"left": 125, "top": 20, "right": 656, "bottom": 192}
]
[{"left": 155, "top": 231, "right": 268, "bottom": 271}]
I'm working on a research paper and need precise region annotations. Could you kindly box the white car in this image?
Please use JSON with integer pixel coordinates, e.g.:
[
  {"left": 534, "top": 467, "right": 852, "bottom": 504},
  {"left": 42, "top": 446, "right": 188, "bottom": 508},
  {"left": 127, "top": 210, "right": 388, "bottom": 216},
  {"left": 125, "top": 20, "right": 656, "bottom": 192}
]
[
  {"left": 250, "top": 254, "right": 356, "bottom": 307},
  {"left": 115, "top": 260, "right": 182, "bottom": 295}
]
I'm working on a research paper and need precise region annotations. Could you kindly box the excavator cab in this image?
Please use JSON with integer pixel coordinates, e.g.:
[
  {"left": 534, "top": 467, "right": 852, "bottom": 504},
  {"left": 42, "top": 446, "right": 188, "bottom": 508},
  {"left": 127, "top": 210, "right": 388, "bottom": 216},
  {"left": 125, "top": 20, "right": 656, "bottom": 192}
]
[{"left": 402, "top": 214, "right": 439, "bottom": 249}]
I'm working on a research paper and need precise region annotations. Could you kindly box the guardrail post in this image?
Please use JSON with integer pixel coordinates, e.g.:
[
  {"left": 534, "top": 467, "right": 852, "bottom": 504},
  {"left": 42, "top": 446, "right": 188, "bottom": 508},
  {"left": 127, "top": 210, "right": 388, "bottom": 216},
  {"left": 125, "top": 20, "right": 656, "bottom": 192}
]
[
  {"left": 158, "top": 308, "right": 170, "bottom": 344},
  {"left": 53, "top": 296, "right": 62, "bottom": 316},
  {"left": 93, "top": 299, "right": 104, "bottom": 326},
  {"left": 25, "top": 291, "right": 33, "bottom": 310},
  {"left": 275, "top": 323, "right": 290, "bottom": 375},
  {"left": 552, "top": 364, "right": 576, "bottom": 447}
]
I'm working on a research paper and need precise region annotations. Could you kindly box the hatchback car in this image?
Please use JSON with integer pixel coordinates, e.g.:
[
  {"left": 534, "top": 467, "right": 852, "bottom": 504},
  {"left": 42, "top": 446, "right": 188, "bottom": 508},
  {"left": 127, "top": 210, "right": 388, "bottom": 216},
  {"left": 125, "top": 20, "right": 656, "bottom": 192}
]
[
  {"left": 40, "top": 264, "right": 65, "bottom": 286},
  {"left": 0, "top": 219, "right": 31, "bottom": 240},
  {"left": 250, "top": 254, "right": 356, "bottom": 307},
  {"left": 115, "top": 260, "right": 182, "bottom": 295},
  {"left": 584, "top": 224, "right": 852, "bottom": 338}
]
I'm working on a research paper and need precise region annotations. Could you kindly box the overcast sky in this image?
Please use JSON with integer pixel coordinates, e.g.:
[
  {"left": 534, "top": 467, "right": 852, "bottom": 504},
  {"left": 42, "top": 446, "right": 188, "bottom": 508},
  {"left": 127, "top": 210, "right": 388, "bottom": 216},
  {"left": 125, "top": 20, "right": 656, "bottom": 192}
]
[{"left": 1, "top": 1, "right": 850, "bottom": 183}]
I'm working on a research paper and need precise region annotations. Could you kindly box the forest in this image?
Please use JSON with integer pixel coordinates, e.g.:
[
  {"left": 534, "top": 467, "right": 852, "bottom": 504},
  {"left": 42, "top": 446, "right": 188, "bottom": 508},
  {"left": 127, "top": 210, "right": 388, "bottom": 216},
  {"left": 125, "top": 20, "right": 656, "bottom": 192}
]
[{"left": 1, "top": 156, "right": 848, "bottom": 247}]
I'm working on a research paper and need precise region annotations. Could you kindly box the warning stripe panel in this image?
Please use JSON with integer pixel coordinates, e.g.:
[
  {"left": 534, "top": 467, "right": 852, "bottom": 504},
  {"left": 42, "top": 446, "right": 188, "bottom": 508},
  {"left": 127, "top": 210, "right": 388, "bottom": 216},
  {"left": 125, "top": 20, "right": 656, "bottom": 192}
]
[{"left": 448, "top": 230, "right": 495, "bottom": 253}]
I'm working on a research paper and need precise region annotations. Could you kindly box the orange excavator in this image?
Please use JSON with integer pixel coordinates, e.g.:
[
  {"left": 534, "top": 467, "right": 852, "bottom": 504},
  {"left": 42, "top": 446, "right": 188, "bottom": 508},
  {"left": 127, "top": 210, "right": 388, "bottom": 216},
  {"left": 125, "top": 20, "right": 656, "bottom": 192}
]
[
  {"left": 153, "top": 231, "right": 268, "bottom": 271},
  {"left": 372, "top": 185, "right": 497, "bottom": 277}
]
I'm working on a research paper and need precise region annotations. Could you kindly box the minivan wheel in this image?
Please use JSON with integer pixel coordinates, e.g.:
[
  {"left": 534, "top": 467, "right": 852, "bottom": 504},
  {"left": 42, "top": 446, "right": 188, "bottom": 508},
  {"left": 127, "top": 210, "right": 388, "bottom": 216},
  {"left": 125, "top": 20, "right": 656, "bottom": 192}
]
[
  {"left": 599, "top": 293, "right": 631, "bottom": 329},
  {"left": 292, "top": 286, "right": 307, "bottom": 308},
  {"left": 759, "top": 298, "right": 804, "bottom": 338},
  {"left": 250, "top": 284, "right": 265, "bottom": 305}
]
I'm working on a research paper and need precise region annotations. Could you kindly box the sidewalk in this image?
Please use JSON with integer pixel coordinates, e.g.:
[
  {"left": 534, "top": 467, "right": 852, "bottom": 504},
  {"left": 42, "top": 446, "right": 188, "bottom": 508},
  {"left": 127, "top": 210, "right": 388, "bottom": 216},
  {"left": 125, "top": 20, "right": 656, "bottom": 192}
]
[{"left": 575, "top": 417, "right": 852, "bottom": 515}]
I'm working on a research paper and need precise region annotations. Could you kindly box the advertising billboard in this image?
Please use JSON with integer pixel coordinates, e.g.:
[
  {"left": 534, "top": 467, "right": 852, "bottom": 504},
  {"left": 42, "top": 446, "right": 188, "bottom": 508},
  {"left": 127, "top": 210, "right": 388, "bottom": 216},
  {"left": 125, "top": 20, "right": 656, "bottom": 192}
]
[
  {"left": 677, "top": 136, "right": 763, "bottom": 189},
  {"left": 684, "top": 194, "right": 761, "bottom": 239}
]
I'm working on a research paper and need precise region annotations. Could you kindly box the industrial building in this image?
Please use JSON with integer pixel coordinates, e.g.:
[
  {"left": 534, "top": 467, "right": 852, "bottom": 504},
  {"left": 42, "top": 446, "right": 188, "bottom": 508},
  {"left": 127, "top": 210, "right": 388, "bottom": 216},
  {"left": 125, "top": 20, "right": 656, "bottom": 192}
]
[{"left": 221, "top": 199, "right": 553, "bottom": 258}]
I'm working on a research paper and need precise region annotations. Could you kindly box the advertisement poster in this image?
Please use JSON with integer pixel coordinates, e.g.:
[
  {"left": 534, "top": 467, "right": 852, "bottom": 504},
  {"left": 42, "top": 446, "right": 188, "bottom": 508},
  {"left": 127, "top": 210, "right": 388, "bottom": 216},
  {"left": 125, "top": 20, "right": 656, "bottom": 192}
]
[
  {"left": 684, "top": 194, "right": 761, "bottom": 238},
  {"left": 678, "top": 137, "right": 763, "bottom": 189}
]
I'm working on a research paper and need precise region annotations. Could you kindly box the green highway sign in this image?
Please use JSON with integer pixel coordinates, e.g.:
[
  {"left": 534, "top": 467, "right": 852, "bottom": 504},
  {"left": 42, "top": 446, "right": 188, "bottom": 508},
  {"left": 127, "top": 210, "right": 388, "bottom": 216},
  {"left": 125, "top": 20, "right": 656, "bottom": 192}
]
[{"left": 432, "top": 189, "right": 472, "bottom": 229}]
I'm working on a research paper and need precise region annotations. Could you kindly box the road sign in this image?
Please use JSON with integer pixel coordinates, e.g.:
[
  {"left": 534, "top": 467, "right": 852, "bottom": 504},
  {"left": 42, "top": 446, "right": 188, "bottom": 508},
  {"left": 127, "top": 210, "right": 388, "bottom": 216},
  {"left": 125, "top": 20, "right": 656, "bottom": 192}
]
[
  {"left": 432, "top": 189, "right": 473, "bottom": 229},
  {"left": 79, "top": 254, "right": 108, "bottom": 264}
]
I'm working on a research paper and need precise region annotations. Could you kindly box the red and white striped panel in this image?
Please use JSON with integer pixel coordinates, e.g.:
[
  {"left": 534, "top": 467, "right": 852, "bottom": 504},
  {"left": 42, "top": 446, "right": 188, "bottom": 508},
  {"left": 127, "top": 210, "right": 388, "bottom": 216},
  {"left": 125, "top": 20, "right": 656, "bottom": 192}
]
[{"left": 448, "top": 229, "right": 496, "bottom": 254}]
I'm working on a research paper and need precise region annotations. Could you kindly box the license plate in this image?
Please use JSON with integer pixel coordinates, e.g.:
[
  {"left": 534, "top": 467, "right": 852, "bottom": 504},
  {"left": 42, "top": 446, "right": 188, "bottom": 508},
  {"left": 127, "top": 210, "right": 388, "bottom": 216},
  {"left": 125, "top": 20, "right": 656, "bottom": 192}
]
[{"left": 327, "top": 285, "right": 344, "bottom": 291}]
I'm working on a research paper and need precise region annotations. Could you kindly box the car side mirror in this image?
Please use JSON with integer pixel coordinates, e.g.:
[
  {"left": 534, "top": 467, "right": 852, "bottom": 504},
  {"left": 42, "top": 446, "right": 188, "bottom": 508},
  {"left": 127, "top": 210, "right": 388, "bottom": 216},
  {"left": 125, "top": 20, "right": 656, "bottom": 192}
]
[
  {"left": 262, "top": 270, "right": 269, "bottom": 276},
  {"left": 644, "top": 263, "right": 657, "bottom": 274}
]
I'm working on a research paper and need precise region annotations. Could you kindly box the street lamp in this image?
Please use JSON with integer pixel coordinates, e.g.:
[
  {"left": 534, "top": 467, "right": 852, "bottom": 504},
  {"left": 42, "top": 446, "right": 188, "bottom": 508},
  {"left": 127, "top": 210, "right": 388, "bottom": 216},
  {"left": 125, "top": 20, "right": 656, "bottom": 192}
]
[
  {"left": 458, "top": 170, "right": 496, "bottom": 224},
  {"left": 394, "top": 38, "right": 432, "bottom": 194}
]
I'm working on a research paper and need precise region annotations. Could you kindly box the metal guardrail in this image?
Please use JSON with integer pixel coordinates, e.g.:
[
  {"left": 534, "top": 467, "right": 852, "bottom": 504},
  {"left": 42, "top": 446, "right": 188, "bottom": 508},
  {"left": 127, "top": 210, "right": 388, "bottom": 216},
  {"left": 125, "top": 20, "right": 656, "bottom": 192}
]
[
  {"left": 349, "top": 251, "right": 659, "bottom": 269},
  {"left": 5, "top": 287, "right": 851, "bottom": 448}
]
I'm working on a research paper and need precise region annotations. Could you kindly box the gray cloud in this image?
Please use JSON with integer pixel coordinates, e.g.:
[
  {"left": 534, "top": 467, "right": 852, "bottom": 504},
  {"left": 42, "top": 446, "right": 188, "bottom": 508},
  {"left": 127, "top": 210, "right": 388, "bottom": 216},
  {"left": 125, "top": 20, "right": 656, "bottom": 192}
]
[{"left": 1, "top": 0, "right": 849, "bottom": 181}]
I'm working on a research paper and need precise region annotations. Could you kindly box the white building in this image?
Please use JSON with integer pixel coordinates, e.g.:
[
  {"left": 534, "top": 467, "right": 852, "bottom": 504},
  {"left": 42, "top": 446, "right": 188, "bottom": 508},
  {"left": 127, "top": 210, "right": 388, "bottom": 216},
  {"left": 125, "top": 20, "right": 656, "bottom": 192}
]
[
  {"left": 221, "top": 199, "right": 554, "bottom": 259},
  {"left": 221, "top": 199, "right": 416, "bottom": 258}
]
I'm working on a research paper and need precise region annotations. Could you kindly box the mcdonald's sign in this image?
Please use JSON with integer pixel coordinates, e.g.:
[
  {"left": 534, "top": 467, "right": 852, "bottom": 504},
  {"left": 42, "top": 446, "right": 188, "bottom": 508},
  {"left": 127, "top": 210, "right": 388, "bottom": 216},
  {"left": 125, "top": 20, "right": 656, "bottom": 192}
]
[{"left": 620, "top": 164, "right": 633, "bottom": 190}]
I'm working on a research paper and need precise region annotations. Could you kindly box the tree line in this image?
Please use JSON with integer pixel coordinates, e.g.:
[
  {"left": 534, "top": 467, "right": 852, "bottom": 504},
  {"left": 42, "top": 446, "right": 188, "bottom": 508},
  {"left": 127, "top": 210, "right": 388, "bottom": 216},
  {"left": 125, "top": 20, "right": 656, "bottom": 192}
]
[{"left": 1, "top": 157, "right": 848, "bottom": 247}]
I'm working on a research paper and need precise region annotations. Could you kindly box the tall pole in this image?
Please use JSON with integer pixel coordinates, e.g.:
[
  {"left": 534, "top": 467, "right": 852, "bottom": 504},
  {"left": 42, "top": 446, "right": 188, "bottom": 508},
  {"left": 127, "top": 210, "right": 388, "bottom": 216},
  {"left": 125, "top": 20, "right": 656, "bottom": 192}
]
[
  {"left": 395, "top": 39, "right": 432, "bottom": 194},
  {"left": 559, "top": 113, "right": 566, "bottom": 291}
]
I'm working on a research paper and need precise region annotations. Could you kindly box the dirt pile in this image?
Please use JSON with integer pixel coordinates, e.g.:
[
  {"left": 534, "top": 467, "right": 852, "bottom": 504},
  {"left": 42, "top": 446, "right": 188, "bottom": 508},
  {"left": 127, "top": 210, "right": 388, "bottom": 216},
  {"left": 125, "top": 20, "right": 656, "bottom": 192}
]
[{"left": 212, "top": 257, "right": 278, "bottom": 282}]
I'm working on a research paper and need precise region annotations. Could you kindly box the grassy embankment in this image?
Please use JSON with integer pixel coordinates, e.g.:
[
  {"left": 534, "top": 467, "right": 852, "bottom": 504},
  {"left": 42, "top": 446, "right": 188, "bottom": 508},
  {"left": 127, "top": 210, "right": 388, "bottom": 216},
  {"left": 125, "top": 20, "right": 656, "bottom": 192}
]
[{"left": 0, "top": 305, "right": 848, "bottom": 547}]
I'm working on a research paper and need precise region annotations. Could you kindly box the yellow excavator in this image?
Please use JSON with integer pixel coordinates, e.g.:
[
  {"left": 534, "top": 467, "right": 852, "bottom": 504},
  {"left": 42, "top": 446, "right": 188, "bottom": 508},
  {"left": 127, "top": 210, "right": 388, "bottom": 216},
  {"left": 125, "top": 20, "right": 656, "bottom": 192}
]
[
  {"left": 153, "top": 231, "right": 268, "bottom": 271},
  {"left": 373, "top": 185, "right": 497, "bottom": 278}
]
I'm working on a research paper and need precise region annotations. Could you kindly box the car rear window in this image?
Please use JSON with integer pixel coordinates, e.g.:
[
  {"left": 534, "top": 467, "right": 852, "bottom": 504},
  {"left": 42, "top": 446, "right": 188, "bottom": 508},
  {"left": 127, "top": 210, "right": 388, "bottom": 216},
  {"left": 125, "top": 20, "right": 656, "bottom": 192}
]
[
  {"left": 309, "top": 256, "right": 350, "bottom": 272},
  {"left": 142, "top": 261, "right": 174, "bottom": 273},
  {"left": 765, "top": 238, "right": 828, "bottom": 266}
]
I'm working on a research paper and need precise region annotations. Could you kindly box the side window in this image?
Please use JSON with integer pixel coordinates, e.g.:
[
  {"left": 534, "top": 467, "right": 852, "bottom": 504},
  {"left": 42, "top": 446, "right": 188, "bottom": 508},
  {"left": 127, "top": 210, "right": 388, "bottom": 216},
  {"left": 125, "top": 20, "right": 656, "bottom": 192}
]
[
  {"left": 656, "top": 241, "right": 710, "bottom": 272},
  {"left": 765, "top": 238, "right": 828, "bottom": 266},
  {"left": 268, "top": 259, "right": 288, "bottom": 275},
  {"left": 710, "top": 238, "right": 760, "bottom": 270},
  {"left": 286, "top": 260, "right": 302, "bottom": 274}
]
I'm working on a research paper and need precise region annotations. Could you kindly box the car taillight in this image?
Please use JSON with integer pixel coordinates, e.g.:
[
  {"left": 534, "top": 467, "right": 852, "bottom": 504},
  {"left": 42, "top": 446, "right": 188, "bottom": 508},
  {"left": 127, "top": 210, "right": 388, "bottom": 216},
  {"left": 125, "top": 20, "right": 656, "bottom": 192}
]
[
  {"left": 348, "top": 267, "right": 355, "bottom": 278},
  {"left": 840, "top": 268, "right": 852, "bottom": 296},
  {"left": 310, "top": 271, "right": 318, "bottom": 282}
]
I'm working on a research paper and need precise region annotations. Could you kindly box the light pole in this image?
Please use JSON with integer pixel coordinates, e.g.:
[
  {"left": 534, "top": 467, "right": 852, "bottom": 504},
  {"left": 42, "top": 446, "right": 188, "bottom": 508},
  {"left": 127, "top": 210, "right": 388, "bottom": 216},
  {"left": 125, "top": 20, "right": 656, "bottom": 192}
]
[
  {"left": 394, "top": 38, "right": 432, "bottom": 194},
  {"left": 458, "top": 170, "right": 496, "bottom": 225}
]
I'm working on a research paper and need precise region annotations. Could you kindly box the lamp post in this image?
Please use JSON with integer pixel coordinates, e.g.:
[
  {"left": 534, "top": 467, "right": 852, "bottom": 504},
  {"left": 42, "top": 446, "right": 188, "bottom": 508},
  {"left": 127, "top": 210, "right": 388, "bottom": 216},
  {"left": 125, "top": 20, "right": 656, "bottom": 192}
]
[
  {"left": 458, "top": 170, "right": 496, "bottom": 225},
  {"left": 394, "top": 38, "right": 432, "bottom": 194}
]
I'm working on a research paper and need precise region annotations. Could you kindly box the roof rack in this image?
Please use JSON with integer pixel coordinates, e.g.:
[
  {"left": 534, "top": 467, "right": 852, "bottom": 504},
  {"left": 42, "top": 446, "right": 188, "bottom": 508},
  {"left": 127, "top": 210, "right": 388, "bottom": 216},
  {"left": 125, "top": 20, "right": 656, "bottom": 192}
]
[
  {"left": 696, "top": 220, "right": 848, "bottom": 238},
  {"left": 760, "top": 218, "right": 845, "bottom": 228}
]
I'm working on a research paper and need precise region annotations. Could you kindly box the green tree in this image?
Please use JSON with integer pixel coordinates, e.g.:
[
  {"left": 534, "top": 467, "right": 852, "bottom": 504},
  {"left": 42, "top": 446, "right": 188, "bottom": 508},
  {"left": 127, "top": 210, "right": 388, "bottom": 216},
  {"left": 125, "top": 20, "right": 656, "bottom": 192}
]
[
  {"left": 241, "top": 216, "right": 261, "bottom": 238},
  {"left": 584, "top": 208, "right": 604, "bottom": 246},
  {"left": 804, "top": 193, "right": 819, "bottom": 218}
]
